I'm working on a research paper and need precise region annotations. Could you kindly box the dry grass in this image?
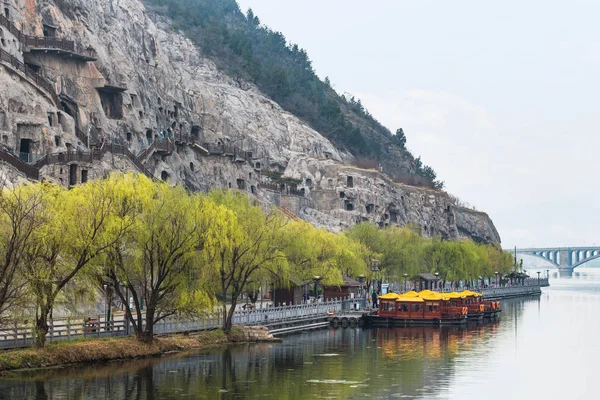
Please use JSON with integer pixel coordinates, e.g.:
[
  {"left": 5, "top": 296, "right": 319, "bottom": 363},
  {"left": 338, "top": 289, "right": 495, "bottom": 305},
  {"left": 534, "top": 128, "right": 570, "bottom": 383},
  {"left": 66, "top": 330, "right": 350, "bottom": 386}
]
[{"left": 0, "top": 330, "right": 228, "bottom": 372}]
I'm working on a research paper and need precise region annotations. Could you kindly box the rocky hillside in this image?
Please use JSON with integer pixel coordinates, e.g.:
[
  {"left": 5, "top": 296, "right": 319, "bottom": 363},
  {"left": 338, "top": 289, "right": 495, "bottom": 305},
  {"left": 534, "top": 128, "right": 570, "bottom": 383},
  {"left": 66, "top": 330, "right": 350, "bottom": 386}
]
[{"left": 0, "top": 0, "right": 501, "bottom": 244}]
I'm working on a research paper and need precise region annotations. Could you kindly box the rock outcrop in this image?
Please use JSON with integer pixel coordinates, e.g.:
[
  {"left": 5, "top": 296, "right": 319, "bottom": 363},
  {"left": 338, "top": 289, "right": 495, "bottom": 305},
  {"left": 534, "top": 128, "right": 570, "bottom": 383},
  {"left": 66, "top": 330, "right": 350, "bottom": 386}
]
[{"left": 0, "top": 0, "right": 501, "bottom": 244}]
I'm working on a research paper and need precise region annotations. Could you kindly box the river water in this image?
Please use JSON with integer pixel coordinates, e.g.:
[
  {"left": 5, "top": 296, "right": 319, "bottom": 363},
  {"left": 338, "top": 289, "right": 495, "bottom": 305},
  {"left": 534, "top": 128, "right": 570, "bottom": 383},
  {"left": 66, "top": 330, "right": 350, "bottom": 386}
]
[{"left": 1, "top": 267, "right": 598, "bottom": 399}]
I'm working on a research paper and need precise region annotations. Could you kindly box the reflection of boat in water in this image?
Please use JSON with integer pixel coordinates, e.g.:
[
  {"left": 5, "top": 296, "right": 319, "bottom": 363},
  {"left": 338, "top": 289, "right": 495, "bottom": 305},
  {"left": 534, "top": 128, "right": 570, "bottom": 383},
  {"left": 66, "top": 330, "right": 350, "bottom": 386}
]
[
  {"left": 375, "top": 318, "right": 501, "bottom": 361},
  {"left": 367, "top": 290, "right": 501, "bottom": 327}
]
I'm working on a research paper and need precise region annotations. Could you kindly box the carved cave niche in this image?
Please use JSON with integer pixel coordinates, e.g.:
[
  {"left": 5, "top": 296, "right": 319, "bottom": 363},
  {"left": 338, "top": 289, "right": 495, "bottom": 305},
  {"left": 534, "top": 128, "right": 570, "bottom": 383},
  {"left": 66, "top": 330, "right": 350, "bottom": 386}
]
[
  {"left": 344, "top": 200, "right": 354, "bottom": 211},
  {"left": 97, "top": 88, "right": 124, "bottom": 120},
  {"left": 191, "top": 125, "right": 201, "bottom": 139},
  {"left": 42, "top": 24, "right": 57, "bottom": 38}
]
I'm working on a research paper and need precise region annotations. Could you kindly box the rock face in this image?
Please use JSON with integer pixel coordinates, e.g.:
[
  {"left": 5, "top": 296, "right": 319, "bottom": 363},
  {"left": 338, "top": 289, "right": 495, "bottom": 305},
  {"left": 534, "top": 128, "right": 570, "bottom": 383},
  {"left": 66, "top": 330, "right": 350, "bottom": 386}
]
[{"left": 0, "top": 0, "right": 501, "bottom": 244}]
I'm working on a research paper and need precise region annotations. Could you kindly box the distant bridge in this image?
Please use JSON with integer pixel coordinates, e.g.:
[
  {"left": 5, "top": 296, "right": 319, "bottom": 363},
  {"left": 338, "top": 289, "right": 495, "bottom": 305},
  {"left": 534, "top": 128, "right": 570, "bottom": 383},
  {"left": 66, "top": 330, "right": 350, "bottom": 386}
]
[{"left": 507, "top": 247, "right": 600, "bottom": 275}]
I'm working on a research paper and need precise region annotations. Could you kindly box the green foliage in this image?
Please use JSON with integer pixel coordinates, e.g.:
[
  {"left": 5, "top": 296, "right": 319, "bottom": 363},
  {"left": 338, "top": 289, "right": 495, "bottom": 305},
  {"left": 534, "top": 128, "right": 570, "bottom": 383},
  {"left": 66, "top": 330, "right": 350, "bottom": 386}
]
[
  {"left": 281, "top": 220, "right": 367, "bottom": 286},
  {"left": 142, "top": 0, "right": 442, "bottom": 189},
  {"left": 347, "top": 223, "right": 512, "bottom": 283},
  {"left": 394, "top": 128, "right": 407, "bottom": 148},
  {"left": 203, "top": 190, "right": 290, "bottom": 332},
  {"left": 101, "top": 174, "right": 224, "bottom": 341},
  {"left": 1, "top": 174, "right": 503, "bottom": 344}
]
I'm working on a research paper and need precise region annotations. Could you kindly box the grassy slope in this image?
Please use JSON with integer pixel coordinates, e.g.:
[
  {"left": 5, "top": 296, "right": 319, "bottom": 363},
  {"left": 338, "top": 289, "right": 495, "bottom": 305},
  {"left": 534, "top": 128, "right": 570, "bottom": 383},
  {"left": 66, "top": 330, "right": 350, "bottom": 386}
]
[{"left": 0, "top": 330, "right": 229, "bottom": 372}]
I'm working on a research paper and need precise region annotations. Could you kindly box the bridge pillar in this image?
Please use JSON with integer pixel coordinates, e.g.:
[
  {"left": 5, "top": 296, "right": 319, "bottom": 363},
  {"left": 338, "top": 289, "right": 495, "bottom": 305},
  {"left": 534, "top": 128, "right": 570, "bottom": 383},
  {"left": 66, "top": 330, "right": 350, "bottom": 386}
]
[
  {"left": 557, "top": 268, "right": 574, "bottom": 277},
  {"left": 558, "top": 249, "right": 573, "bottom": 269}
]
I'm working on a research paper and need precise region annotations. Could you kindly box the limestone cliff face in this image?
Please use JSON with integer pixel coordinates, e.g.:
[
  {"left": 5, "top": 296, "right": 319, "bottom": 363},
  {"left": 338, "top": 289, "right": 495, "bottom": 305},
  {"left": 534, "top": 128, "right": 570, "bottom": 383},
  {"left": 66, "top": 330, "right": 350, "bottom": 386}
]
[{"left": 0, "top": 0, "right": 501, "bottom": 244}]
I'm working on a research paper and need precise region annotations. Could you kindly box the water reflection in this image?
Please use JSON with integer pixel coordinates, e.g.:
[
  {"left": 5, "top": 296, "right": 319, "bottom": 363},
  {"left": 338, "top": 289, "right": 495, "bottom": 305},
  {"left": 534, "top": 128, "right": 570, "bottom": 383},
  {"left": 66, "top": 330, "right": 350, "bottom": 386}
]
[
  {"left": 1, "top": 270, "right": 597, "bottom": 399},
  {"left": 0, "top": 311, "right": 523, "bottom": 400}
]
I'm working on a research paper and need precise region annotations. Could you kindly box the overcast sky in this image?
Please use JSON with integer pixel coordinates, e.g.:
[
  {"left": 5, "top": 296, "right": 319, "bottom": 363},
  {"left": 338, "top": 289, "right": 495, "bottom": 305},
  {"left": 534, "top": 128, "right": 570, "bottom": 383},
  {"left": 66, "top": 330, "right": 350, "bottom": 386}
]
[{"left": 236, "top": 0, "right": 600, "bottom": 249}]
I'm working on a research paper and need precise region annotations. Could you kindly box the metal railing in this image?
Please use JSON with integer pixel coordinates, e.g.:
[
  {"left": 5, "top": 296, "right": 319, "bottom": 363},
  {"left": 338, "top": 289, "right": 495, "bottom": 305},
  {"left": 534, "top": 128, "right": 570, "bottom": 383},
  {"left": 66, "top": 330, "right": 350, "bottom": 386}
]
[
  {"left": 0, "top": 148, "right": 39, "bottom": 179},
  {"left": 481, "top": 285, "right": 542, "bottom": 298},
  {"left": 0, "top": 299, "right": 350, "bottom": 350},
  {"left": 1, "top": 143, "right": 154, "bottom": 181},
  {"left": 0, "top": 14, "right": 75, "bottom": 52},
  {"left": 258, "top": 182, "right": 280, "bottom": 192},
  {"left": 23, "top": 36, "right": 75, "bottom": 52},
  {"left": 0, "top": 47, "right": 58, "bottom": 104}
]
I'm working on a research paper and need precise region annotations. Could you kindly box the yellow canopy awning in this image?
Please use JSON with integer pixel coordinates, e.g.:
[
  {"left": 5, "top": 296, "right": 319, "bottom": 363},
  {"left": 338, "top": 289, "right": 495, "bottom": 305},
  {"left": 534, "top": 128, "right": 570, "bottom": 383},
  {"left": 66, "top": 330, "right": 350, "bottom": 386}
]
[
  {"left": 420, "top": 292, "right": 447, "bottom": 301},
  {"left": 395, "top": 296, "right": 425, "bottom": 303},
  {"left": 378, "top": 293, "right": 400, "bottom": 300},
  {"left": 445, "top": 292, "right": 467, "bottom": 299},
  {"left": 460, "top": 290, "right": 483, "bottom": 297}
]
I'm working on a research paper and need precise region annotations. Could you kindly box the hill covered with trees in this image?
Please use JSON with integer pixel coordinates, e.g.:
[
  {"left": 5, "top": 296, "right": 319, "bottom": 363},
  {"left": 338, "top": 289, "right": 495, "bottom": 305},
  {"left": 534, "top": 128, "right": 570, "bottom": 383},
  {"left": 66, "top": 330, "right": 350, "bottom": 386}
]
[{"left": 143, "top": 0, "right": 443, "bottom": 189}]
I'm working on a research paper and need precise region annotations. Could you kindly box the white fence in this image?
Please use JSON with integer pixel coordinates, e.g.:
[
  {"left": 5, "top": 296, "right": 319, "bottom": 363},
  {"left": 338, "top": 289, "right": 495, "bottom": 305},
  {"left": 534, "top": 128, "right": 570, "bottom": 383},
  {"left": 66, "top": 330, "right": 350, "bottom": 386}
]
[
  {"left": 0, "top": 299, "right": 350, "bottom": 350},
  {"left": 481, "top": 285, "right": 542, "bottom": 299}
]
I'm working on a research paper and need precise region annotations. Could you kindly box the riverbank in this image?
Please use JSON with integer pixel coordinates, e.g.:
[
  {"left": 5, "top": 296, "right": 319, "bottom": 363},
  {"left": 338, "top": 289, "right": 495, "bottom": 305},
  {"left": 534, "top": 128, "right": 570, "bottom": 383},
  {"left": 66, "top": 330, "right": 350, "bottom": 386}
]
[
  {"left": 0, "top": 326, "right": 284, "bottom": 373},
  {"left": 0, "top": 330, "right": 227, "bottom": 373}
]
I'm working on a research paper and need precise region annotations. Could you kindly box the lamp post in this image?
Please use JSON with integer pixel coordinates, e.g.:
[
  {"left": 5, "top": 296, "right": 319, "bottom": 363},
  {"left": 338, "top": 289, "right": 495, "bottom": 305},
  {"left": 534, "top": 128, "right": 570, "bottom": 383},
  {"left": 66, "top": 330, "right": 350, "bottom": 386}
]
[
  {"left": 434, "top": 272, "right": 439, "bottom": 290},
  {"left": 478, "top": 276, "right": 483, "bottom": 290},
  {"left": 403, "top": 273, "right": 408, "bottom": 293},
  {"left": 357, "top": 274, "right": 366, "bottom": 309},
  {"left": 312, "top": 276, "right": 322, "bottom": 303},
  {"left": 537, "top": 271, "right": 541, "bottom": 284},
  {"left": 103, "top": 284, "right": 108, "bottom": 331},
  {"left": 370, "top": 259, "right": 380, "bottom": 294},
  {"left": 495, "top": 271, "right": 499, "bottom": 287},
  {"left": 546, "top": 269, "right": 550, "bottom": 279}
]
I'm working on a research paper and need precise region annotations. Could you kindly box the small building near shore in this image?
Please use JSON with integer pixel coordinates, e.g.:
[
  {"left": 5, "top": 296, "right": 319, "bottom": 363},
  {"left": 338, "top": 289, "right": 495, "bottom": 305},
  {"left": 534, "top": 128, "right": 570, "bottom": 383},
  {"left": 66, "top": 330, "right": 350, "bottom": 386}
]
[
  {"left": 323, "top": 276, "right": 363, "bottom": 300},
  {"left": 412, "top": 273, "right": 440, "bottom": 291},
  {"left": 273, "top": 276, "right": 306, "bottom": 305}
]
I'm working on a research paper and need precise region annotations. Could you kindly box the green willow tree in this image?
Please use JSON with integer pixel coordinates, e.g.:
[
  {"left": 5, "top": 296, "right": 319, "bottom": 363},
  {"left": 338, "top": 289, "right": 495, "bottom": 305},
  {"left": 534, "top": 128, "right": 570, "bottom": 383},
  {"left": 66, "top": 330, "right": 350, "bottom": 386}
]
[
  {"left": 0, "top": 184, "right": 45, "bottom": 324},
  {"left": 23, "top": 176, "right": 134, "bottom": 347},
  {"left": 203, "top": 191, "right": 290, "bottom": 333},
  {"left": 102, "top": 174, "right": 227, "bottom": 343},
  {"left": 347, "top": 222, "right": 512, "bottom": 290},
  {"left": 282, "top": 221, "right": 351, "bottom": 287}
]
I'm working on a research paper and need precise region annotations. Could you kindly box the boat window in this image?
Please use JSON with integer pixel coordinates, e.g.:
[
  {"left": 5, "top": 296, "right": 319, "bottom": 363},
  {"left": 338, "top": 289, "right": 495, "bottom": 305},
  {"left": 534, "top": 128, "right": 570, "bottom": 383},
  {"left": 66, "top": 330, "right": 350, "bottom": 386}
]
[{"left": 412, "top": 304, "right": 421, "bottom": 312}]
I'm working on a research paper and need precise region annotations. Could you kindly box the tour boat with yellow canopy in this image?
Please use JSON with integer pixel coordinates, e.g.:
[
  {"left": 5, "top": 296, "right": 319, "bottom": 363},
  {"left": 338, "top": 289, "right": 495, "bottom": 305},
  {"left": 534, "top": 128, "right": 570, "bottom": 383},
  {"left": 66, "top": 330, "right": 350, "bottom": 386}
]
[
  {"left": 369, "top": 289, "right": 501, "bottom": 327},
  {"left": 371, "top": 290, "right": 468, "bottom": 326}
]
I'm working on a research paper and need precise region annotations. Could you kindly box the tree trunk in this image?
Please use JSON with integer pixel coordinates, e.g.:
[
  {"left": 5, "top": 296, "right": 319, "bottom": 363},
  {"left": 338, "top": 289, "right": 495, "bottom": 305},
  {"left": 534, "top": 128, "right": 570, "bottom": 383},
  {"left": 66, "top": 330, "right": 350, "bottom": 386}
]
[
  {"left": 35, "top": 313, "right": 49, "bottom": 348},
  {"left": 137, "top": 307, "right": 155, "bottom": 343},
  {"left": 222, "top": 297, "right": 229, "bottom": 333},
  {"left": 223, "top": 295, "right": 237, "bottom": 334},
  {"left": 137, "top": 329, "right": 154, "bottom": 343}
]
